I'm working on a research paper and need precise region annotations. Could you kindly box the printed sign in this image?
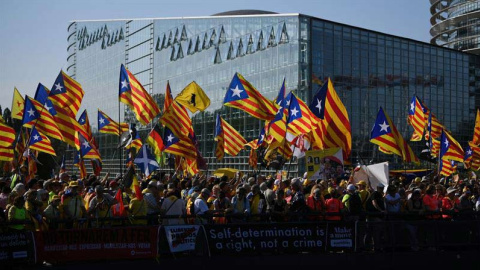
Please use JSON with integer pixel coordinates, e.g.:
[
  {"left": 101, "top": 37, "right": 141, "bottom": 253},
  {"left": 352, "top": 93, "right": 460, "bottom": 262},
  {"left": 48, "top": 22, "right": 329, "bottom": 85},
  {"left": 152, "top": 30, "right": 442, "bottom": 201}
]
[
  {"left": 0, "top": 231, "right": 36, "bottom": 264},
  {"left": 326, "top": 223, "right": 355, "bottom": 251},
  {"left": 35, "top": 226, "right": 158, "bottom": 262},
  {"left": 305, "top": 148, "right": 344, "bottom": 180},
  {"left": 164, "top": 225, "right": 201, "bottom": 252},
  {"left": 205, "top": 223, "right": 326, "bottom": 254}
]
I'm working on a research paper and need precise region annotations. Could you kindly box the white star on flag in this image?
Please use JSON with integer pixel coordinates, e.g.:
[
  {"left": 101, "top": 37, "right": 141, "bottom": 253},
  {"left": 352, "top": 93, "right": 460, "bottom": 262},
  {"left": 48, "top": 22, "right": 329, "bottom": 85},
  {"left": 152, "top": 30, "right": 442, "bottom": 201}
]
[
  {"left": 121, "top": 79, "right": 129, "bottom": 89},
  {"left": 290, "top": 107, "right": 299, "bottom": 117},
  {"left": 82, "top": 141, "right": 90, "bottom": 149},
  {"left": 99, "top": 117, "right": 105, "bottom": 125},
  {"left": 444, "top": 139, "right": 449, "bottom": 148},
  {"left": 80, "top": 118, "right": 85, "bottom": 123},
  {"left": 230, "top": 85, "right": 243, "bottom": 98},
  {"left": 315, "top": 99, "right": 322, "bottom": 113},
  {"left": 167, "top": 134, "right": 174, "bottom": 143},
  {"left": 379, "top": 121, "right": 389, "bottom": 132},
  {"left": 33, "top": 135, "right": 40, "bottom": 141},
  {"left": 410, "top": 102, "right": 415, "bottom": 112},
  {"left": 27, "top": 108, "right": 35, "bottom": 117},
  {"left": 44, "top": 103, "right": 52, "bottom": 112},
  {"left": 276, "top": 106, "right": 283, "bottom": 115},
  {"left": 467, "top": 149, "right": 472, "bottom": 155},
  {"left": 55, "top": 83, "right": 63, "bottom": 92}
]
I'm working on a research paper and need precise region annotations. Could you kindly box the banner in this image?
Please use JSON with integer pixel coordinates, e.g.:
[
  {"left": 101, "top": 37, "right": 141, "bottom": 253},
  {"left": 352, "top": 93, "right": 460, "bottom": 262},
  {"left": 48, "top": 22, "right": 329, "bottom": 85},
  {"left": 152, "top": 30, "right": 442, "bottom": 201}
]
[
  {"left": 35, "top": 227, "right": 158, "bottom": 262},
  {"left": 204, "top": 223, "right": 326, "bottom": 254},
  {"left": 305, "top": 148, "right": 343, "bottom": 180},
  {"left": 0, "top": 231, "right": 36, "bottom": 265},
  {"left": 326, "top": 223, "right": 356, "bottom": 252},
  {"left": 353, "top": 162, "right": 389, "bottom": 190},
  {"left": 164, "top": 225, "right": 201, "bottom": 253}
]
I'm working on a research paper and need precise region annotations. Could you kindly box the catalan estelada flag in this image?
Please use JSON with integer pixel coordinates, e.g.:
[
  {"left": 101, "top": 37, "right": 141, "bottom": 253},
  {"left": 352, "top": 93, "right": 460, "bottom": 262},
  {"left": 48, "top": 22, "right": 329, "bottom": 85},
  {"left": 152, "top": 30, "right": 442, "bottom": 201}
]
[
  {"left": 0, "top": 121, "right": 15, "bottom": 148},
  {"left": 22, "top": 96, "right": 63, "bottom": 141},
  {"left": 469, "top": 143, "right": 480, "bottom": 170},
  {"left": 119, "top": 64, "right": 160, "bottom": 125},
  {"left": 370, "top": 107, "right": 419, "bottom": 163},
  {"left": 75, "top": 131, "right": 101, "bottom": 160},
  {"left": 439, "top": 159, "right": 456, "bottom": 177},
  {"left": 439, "top": 129, "right": 464, "bottom": 163},
  {"left": 11, "top": 87, "right": 24, "bottom": 120},
  {"left": 49, "top": 70, "right": 84, "bottom": 117},
  {"left": 27, "top": 126, "right": 56, "bottom": 156},
  {"left": 160, "top": 100, "right": 194, "bottom": 140},
  {"left": 73, "top": 150, "right": 87, "bottom": 179},
  {"left": 34, "top": 83, "right": 82, "bottom": 147},
  {"left": 78, "top": 110, "right": 98, "bottom": 148},
  {"left": 174, "top": 81, "right": 211, "bottom": 113},
  {"left": 267, "top": 79, "right": 287, "bottom": 143},
  {"left": 98, "top": 109, "right": 129, "bottom": 136},
  {"left": 472, "top": 109, "right": 480, "bottom": 146},
  {"left": 146, "top": 124, "right": 165, "bottom": 158},
  {"left": 0, "top": 147, "right": 14, "bottom": 162},
  {"left": 309, "top": 78, "right": 351, "bottom": 161},
  {"left": 163, "top": 81, "right": 173, "bottom": 113},
  {"left": 424, "top": 108, "right": 443, "bottom": 140},
  {"left": 223, "top": 72, "right": 277, "bottom": 121},
  {"left": 408, "top": 95, "right": 426, "bottom": 141},
  {"left": 286, "top": 91, "right": 318, "bottom": 141},
  {"left": 464, "top": 144, "right": 473, "bottom": 169},
  {"left": 163, "top": 126, "right": 196, "bottom": 161},
  {"left": 215, "top": 115, "right": 247, "bottom": 160}
]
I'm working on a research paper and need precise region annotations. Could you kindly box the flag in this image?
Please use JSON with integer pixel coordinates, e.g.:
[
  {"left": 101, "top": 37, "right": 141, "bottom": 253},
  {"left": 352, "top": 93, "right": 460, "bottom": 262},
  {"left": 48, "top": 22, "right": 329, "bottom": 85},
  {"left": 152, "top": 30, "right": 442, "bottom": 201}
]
[
  {"left": 0, "top": 122, "right": 15, "bottom": 148},
  {"left": 78, "top": 110, "right": 98, "bottom": 148},
  {"left": 439, "top": 159, "right": 456, "bottom": 177},
  {"left": 370, "top": 107, "right": 419, "bottom": 163},
  {"left": 163, "top": 81, "right": 174, "bottom": 113},
  {"left": 175, "top": 81, "right": 210, "bottom": 113},
  {"left": 248, "top": 148, "right": 258, "bottom": 169},
  {"left": 22, "top": 96, "right": 63, "bottom": 141},
  {"left": 223, "top": 72, "right": 277, "bottom": 121},
  {"left": 470, "top": 143, "right": 480, "bottom": 170},
  {"left": 112, "top": 189, "right": 126, "bottom": 217},
  {"left": 15, "top": 130, "right": 26, "bottom": 156},
  {"left": 464, "top": 145, "right": 473, "bottom": 169},
  {"left": 286, "top": 91, "right": 318, "bottom": 141},
  {"left": 309, "top": 78, "right": 352, "bottom": 161},
  {"left": 75, "top": 131, "right": 101, "bottom": 160},
  {"left": 49, "top": 71, "right": 84, "bottom": 117},
  {"left": 91, "top": 159, "right": 102, "bottom": 176},
  {"left": 439, "top": 129, "right": 464, "bottom": 163},
  {"left": 215, "top": 115, "right": 247, "bottom": 159},
  {"left": 134, "top": 145, "right": 159, "bottom": 177},
  {"left": 163, "top": 126, "right": 197, "bottom": 161},
  {"left": 98, "top": 109, "right": 129, "bottom": 136},
  {"left": 472, "top": 109, "right": 480, "bottom": 146},
  {"left": 119, "top": 64, "right": 160, "bottom": 125},
  {"left": 11, "top": 88, "right": 25, "bottom": 120},
  {"left": 73, "top": 151, "right": 87, "bottom": 179},
  {"left": 27, "top": 151, "right": 37, "bottom": 182},
  {"left": 257, "top": 125, "right": 267, "bottom": 148},
  {"left": 160, "top": 100, "right": 194, "bottom": 140},
  {"left": 131, "top": 175, "right": 143, "bottom": 200},
  {"left": 127, "top": 132, "right": 142, "bottom": 152},
  {"left": 424, "top": 109, "right": 443, "bottom": 140},
  {"left": 34, "top": 83, "right": 83, "bottom": 147},
  {"left": 215, "top": 116, "right": 225, "bottom": 160},
  {"left": 408, "top": 95, "right": 426, "bottom": 141},
  {"left": 27, "top": 127, "right": 56, "bottom": 156},
  {"left": 267, "top": 79, "right": 287, "bottom": 143},
  {"left": 0, "top": 147, "right": 14, "bottom": 162},
  {"left": 59, "top": 155, "right": 66, "bottom": 174},
  {"left": 430, "top": 137, "right": 441, "bottom": 157},
  {"left": 146, "top": 124, "right": 165, "bottom": 157}
]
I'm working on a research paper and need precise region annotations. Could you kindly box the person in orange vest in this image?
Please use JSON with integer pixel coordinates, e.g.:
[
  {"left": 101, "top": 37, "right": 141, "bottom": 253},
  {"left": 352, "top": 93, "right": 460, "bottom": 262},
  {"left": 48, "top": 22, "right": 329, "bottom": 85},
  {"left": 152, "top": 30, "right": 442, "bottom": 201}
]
[
  {"left": 441, "top": 187, "right": 459, "bottom": 220},
  {"left": 325, "top": 187, "right": 343, "bottom": 221}
]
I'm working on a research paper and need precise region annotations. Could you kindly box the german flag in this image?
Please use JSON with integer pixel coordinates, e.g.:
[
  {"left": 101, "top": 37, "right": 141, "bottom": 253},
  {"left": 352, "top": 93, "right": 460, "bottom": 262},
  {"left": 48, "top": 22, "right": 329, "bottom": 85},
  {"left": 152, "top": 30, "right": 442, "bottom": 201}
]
[
  {"left": 119, "top": 64, "right": 160, "bottom": 125},
  {"left": 27, "top": 126, "right": 56, "bottom": 156},
  {"left": 49, "top": 71, "right": 84, "bottom": 117},
  {"left": 223, "top": 73, "right": 277, "bottom": 121},
  {"left": 146, "top": 124, "right": 165, "bottom": 157}
]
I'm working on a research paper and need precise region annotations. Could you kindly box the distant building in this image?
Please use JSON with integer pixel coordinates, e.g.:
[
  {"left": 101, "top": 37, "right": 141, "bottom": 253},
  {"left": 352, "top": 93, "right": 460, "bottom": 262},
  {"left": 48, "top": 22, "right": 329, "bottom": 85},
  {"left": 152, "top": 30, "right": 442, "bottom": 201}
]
[{"left": 67, "top": 10, "right": 479, "bottom": 175}]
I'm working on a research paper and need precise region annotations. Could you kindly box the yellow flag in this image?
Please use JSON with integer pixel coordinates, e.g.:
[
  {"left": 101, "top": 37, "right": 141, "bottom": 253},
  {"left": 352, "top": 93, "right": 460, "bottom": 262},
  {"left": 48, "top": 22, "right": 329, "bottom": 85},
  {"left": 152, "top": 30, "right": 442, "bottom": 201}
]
[
  {"left": 11, "top": 88, "right": 25, "bottom": 120},
  {"left": 174, "top": 81, "right": 210, "bottom": 113}
]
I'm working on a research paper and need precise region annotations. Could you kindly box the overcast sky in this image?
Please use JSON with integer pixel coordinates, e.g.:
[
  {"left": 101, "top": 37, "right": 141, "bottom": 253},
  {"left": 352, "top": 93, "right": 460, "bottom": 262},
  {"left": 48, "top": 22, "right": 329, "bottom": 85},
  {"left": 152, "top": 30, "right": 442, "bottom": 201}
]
[{"left": 0, "top": 0, "right": 431, "bottom": 112}]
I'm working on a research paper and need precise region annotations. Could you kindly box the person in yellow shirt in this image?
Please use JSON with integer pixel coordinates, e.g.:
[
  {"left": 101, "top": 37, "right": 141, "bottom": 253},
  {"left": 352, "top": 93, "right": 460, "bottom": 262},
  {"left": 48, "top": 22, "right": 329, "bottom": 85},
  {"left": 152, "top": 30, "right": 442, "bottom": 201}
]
[{"left": 357, "top": 180, "right": 370, "bottom": 211}]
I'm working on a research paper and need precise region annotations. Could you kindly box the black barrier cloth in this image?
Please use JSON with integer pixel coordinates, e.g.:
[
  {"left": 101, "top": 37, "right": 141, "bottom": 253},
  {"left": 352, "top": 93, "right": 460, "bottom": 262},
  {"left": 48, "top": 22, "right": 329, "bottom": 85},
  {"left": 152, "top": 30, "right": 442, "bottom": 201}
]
[
  {"left": 204, "top": 223, "right": 328, "bottom": 254},
  {"left": 0, "top": 231, "right": 36, "bottom": 265}
]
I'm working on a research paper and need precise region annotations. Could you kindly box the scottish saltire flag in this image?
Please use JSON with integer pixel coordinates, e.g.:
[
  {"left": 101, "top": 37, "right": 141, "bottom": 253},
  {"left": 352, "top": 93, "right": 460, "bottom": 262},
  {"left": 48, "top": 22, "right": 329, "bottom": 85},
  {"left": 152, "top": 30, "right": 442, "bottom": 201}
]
[
  {"left": 370, "top": 107, "right": 419, "bottom": 163},
  {"left": 215, "top": 115, "right": 247, "bottom": 160},
  {"left": 408, "top": 95, "right": 426, "bottom": 141},
  {"left": 49, "top": 71, "right": 84, "bottom": 117},
  {"left": 163, "top": 127, "right": 197, "bottom": 160},
  {"left": 119, "top": 64, "right": 160, "bottom": 125},
  {"left": 22, "top": 96, "right": 64, "bottom": 141},
  {"left": 98, "top": 109, "right": 128, "bottom": 136},
  {"left": 223, "top": 72, "right": 277, "bottom": 121},
  {"left": 28, "top": 126, "right": 56, "bottom": 156},
  {"left": 309, "top": 78, "right": 351, "bottom": 161},
  {"left": 472, "top": 109, "right": 480, "bottom": 146},
  {"left": 439, "top": 129, "right": 464, "bottom": 163},
  {"left": 134, "top": 145, "right": 159, "bottom": 177}
]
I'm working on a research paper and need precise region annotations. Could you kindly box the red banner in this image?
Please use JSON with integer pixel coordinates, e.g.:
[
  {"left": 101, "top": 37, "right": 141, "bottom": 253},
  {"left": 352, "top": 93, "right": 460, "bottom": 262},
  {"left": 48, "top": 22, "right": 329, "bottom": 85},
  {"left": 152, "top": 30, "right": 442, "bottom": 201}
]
[{"left": 35, "top": 226, "right": 158, "bottom": 263}]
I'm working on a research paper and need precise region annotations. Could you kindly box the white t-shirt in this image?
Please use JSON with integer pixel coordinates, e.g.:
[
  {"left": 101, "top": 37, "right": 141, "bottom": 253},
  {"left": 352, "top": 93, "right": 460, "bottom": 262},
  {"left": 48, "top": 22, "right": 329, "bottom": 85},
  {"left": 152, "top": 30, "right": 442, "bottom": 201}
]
[{"left": 194, "top": 197, "right": 209, "bottom": 215}]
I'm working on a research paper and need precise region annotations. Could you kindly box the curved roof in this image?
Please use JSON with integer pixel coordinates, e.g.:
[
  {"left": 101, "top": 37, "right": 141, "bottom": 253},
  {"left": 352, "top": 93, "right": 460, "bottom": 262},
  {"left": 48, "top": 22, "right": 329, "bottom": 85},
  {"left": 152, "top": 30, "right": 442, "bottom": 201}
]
[{"left": 212, "top": 10, "right": 278, "bottom": 16}]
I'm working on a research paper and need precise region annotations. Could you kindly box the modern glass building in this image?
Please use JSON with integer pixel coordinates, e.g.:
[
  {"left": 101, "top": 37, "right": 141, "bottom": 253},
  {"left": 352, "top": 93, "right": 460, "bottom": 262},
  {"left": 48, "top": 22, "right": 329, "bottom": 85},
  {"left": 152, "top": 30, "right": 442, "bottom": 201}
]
[
  {"left": 66, "top": 10, "right": 480, "bottom": 176},
  {"left": 430, "top": 0, "right": 480, "bottom": 54}
]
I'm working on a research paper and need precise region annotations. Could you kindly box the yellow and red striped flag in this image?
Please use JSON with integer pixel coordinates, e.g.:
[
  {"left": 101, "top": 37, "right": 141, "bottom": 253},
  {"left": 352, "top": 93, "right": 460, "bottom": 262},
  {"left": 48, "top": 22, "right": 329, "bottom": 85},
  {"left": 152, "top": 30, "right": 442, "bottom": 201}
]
[
  {"left": 285, "top": 91, "right": 318, "bottom": 141},
  {"left": 439, "top": 159, "right": 456, "bottom": 177},
  {"left": 370, "top": 107, "right": 419, "bottom": 163},
  {"left": 49, "top": 71, "right": 84, "bottom": 117},
  {"left": 11, "top": 87, "right": 24, "bottom": 120},
  {"left": 223, "top": 73, "right": 277, "bottom": 121},
  {"left": 73, "top": 150, "right": 87, "bottom": 179},
  {"left": 163, "top": 81, "right": 174, "bottom": 113},
  {"left": 424, "top": 108, "right": 443, "bottom": 141},
  {"left": 439, "top": 129, "right": 464, "bottom": 163},
  {"left": 407, "top": 95, "right": 426, "bottom": 141},
  {"left": 309, "top": 78, "right": 352, "bottom": 161},
  {"left": 472, "top": 109, "right": 480, "bottom": 146},
  {"left": 214, "top": 115, "right": 247, "bottom": 160},
  {"left": 267, "top": 79, "right": 287, "bottom": 143},
  {"left": 163, "top": 127, "right": 197, "bottom": 161},
  {"left": 119, "top": 64, "right": 160, "bottom": 125},
  {"left": 160, "top": 100, "right": 193, "bottom": 140},
  {"left": 0, "top": 147, "right": 14, "bottom": 162},
  {"left": 27, "top": 126, "right": 56, "bottom": 156},
  {"left": 146, "top": 124, "right": 165, "bottom": 158},
  {"left": 0, "top": 122, "right": 15, "bottom": 148},
  {"left": 98, "top": 109, "right": 129, "bottom": 136},
  {"left": 75, "top": 131, "right": 101, "bottom": 160},
  {"left": 22, "top": 96, "right": 63, "bottom": 141},
  {"left": 78, "top": 110, "right": 98, "bottom": 148}
]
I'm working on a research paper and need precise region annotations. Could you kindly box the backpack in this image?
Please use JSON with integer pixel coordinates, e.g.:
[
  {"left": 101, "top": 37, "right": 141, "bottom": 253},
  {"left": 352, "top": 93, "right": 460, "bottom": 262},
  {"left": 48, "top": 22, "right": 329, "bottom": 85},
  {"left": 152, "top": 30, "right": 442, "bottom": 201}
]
[{"left": 347, "top": 192, "right": 362, "bottom": 215}]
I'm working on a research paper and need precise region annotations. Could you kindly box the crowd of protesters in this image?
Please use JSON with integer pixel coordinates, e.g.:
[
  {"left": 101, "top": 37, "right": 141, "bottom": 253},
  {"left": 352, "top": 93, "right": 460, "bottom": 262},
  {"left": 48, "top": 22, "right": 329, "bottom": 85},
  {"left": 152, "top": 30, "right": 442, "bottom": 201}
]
[{"left": 1, "top": 167, "right": 479, "bottom": 241}]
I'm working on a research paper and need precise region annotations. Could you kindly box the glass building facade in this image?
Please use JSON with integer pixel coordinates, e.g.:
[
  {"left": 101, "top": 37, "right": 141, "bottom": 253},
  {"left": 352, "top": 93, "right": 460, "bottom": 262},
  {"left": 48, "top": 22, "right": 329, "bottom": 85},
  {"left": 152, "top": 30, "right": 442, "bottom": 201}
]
[{"left": 67, "top": 12, "right": 480, "bottom": 176}]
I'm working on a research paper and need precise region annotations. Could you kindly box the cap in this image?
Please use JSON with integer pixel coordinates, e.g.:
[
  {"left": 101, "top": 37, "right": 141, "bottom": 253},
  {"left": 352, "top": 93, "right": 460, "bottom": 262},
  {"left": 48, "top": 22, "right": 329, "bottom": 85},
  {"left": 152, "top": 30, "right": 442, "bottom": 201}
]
[
  {"left": 347, "top": 184, "right": 356, "bottom": 191},
  {"left": 357, "top": 180, "right": 366, "bottom": 186},
  {"left": 446, "top": 187, "right": 457, "bottom": 195},
  {"left": 69, "top": 181, "right": 79, "bottom": 187},
  {"left": 414, "top": 177, "right": 421, "bottom": 184}
]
